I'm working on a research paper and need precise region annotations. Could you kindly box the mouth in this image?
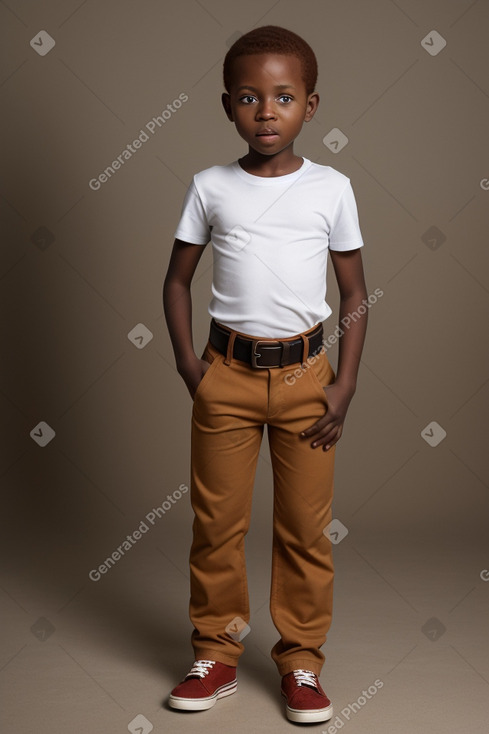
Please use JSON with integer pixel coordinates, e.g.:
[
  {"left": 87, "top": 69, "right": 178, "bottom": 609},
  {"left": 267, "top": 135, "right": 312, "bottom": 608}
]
[{"left": 256, "top": 129, "right": 279, "bottom": 138}]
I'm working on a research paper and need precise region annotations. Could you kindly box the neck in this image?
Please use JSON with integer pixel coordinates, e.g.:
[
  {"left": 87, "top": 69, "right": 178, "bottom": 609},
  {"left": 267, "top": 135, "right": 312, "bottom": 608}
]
[{"left": 239, "top": 146, "right": 303, "bottom": 177}]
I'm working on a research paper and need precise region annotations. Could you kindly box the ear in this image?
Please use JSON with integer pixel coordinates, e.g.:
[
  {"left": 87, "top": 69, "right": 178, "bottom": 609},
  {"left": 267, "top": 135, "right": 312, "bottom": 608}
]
[
  {"left": 304, "top": 92, "right": 319, "bottom": 122},
  {"left": 221, "top": 92, "right": 234, "bottom": 121}
]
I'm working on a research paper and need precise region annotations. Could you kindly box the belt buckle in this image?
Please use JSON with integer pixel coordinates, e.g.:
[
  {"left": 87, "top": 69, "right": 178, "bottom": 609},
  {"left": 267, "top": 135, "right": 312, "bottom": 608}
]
[{"left": 251, "top": 340, "right": 281, "bottom": 368}]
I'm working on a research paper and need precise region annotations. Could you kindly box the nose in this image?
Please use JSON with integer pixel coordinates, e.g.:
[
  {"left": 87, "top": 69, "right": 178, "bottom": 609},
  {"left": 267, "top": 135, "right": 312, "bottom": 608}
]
[{"left": 256, "top": 98, "right": 277, "bottom": 120}]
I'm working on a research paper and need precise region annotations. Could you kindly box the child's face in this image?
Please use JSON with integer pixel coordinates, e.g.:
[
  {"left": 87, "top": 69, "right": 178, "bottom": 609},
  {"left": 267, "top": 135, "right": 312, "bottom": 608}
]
[{"left": 222, "top": 53, "right": 318, "bottom": 157}]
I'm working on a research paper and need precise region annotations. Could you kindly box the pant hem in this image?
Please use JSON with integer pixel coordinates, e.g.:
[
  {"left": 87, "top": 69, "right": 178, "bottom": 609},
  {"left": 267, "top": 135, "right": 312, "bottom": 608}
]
[{"left": 193, "top": 648, "right": 240, "bottom": 667}]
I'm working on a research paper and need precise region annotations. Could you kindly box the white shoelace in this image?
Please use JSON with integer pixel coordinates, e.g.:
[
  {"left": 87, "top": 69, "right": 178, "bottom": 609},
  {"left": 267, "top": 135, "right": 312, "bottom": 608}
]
[
  {"left": 293, "top": 669, "right": 319, "bottom": 689},
  {"left": 185, "top": 660, "right": 216, "bottom": 679}
]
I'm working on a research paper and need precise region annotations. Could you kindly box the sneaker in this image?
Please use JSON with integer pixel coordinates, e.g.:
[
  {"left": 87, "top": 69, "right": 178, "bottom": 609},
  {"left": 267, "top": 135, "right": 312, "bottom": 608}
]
[
  {"left": 168, "top": 659, "right": 237, "bottom": 711},
  {"left": 281, "top": 669, "right": 333, "bottom": 723}
]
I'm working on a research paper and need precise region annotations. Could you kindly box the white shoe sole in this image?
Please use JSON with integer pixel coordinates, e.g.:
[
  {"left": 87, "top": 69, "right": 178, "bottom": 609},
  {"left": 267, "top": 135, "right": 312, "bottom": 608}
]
[
  {"left": 285, "top": 700, "right": 333, "bottom": 724},
  {"left": 169, "top": 680, "right": 237, "bottom": 711}
]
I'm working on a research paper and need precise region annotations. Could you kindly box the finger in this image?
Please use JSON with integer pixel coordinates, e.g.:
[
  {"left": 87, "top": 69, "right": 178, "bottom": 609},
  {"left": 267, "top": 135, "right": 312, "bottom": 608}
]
[
  {"left": 302, "top": 417, "right": 337, "bottom": 442},
  {"left": 322, "top": 425, "right": 343, "bottom": 451},
  {"left": 311, "top": 425, "right": 340, "bottom": 449},
  {"left": 300, "top": 414, "right": 331, "bottom": 437}
]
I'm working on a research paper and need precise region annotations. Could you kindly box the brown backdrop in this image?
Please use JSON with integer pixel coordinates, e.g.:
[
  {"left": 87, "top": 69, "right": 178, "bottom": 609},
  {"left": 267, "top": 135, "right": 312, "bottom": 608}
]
[{"left": 1, "top": 1, "right": 488, "bottom": 732}]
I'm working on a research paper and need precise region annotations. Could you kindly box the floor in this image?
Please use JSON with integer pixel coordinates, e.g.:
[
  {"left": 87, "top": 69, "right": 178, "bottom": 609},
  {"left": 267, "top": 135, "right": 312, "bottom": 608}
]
[{"left": 2, "top": 525, "right": 488, "bottom": 734}]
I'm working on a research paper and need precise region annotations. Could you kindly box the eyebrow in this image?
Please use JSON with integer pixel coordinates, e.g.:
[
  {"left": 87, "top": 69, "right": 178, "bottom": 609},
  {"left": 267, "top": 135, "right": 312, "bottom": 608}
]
[{"left": 236, "top": 84, "right": 296, "bottom": 92}]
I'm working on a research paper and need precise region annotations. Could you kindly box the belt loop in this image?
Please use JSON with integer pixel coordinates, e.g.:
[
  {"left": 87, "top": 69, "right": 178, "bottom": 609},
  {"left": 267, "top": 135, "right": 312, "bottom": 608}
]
[
  {"left": 300, "top": 333, "right": 309, "bottom": 365},
  {"left": 224, "top": 330, "right": 237, "bottom": 365},
  {"left": 279, "top": 340, "right": 290, "bottom": 367}
]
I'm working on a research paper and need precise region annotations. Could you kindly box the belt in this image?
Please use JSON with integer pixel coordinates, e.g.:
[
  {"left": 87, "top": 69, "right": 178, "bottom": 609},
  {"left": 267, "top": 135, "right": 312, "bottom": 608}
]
[{"left": 209, "top": 319, "right": 324, "bottom": 368}]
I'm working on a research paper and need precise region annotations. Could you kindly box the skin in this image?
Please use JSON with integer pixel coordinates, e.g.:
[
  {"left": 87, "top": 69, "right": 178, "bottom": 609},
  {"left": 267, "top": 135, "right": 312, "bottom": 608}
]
[
  {"left": 163, "top": 52, "right": 368, "bottom": 451},
  {"left": 221, "top": 53, "right": 318, "bottom": 176}
]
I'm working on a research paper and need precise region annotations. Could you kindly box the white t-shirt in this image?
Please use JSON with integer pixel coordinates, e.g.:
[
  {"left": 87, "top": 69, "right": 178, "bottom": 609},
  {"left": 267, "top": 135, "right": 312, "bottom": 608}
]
[{"left": 174, "top": 157, "right": 364, "bottom": 338}]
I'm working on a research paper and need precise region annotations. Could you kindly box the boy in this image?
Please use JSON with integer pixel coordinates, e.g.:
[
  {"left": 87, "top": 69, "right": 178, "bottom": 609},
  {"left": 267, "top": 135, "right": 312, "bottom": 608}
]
[{"left": 163, "top": 25, "right": 368, "bottom": 724}]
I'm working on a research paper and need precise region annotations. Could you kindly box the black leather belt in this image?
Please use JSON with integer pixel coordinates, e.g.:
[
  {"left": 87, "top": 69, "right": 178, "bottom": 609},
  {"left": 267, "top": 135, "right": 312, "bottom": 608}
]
[{"left": 209, "top": 319, "right": 324, "bottom": 368}]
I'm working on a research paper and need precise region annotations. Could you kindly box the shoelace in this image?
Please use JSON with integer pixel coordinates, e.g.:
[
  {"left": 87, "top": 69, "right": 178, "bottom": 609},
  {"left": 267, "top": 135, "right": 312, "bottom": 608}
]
[
  {"left": 293, "top": 669, "right": 319, "bottom": 689},
  {"left": 185, "top": 659, "right": 216, "bottom": 679}
]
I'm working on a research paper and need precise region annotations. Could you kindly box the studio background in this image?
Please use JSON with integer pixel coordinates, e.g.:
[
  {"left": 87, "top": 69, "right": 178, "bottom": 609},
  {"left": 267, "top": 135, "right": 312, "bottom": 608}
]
[{"left": 1, "top": 1, "right": 488, "bottom": 733}]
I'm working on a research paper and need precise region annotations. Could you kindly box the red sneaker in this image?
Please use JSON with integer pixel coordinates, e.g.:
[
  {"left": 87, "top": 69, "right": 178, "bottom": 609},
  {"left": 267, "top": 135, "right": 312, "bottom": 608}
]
[
  {"left": 281, "top": 669, "right": 333, "bottom": 723},
  {"left": 168, "top": 659, "right": 237, "bottom": 711}
]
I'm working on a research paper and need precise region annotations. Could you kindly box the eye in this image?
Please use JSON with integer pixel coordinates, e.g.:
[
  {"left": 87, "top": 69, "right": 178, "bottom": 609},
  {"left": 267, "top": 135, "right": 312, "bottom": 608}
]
[
  {"left": 278, "top": 95, "right": 293, "bottom": 103},
  {"left": 239, "top": 95, "right": 256, "bottom": 104}
]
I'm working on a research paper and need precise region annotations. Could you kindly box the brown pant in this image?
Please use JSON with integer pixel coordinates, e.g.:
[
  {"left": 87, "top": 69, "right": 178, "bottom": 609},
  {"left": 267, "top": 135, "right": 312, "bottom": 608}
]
[{"left": 189, "top": 322, "right": 336, "bottom": 676}]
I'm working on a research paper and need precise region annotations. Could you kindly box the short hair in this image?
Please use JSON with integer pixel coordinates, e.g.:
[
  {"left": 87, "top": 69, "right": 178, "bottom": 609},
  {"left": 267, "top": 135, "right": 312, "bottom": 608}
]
[{"left": 223, "top": 25, "right": 318, "bottom": 96}]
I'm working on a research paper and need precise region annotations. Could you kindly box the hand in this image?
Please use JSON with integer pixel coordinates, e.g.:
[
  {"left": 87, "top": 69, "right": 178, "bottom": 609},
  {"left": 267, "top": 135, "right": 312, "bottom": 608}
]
[
  {"left": 178, "top": 356, "right": 211, "bottom": 400},
  {"left": 300, "top": 382, "right": 355, "bottom": 451}
]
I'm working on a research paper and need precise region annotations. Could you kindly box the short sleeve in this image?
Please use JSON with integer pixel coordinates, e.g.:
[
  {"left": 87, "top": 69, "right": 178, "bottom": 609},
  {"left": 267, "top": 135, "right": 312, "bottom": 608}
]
[
  {"left": 329, "top": 180, "right": 364, "bottom": 251},
  {"left": 173, "top": 177, "right": 210, "bottom": 245}
]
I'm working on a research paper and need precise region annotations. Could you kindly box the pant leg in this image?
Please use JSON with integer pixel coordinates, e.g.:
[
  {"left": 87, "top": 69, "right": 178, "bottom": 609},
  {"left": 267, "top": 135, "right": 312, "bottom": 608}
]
[
  {"left": 267, "top": 348, "right": 336, "bottom": 676},
  {"left": 189, "top": 341, "right": 267, "bottom": 666}
]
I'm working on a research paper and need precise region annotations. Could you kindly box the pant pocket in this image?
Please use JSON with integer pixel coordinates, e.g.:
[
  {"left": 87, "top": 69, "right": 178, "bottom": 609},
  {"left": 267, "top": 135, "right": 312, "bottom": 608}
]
[
  {"left": 193, "top": 341, "right": 223, "bottom": 401},
  {"left": 307, "top": 351, "right": 336, "bottom": 402}
]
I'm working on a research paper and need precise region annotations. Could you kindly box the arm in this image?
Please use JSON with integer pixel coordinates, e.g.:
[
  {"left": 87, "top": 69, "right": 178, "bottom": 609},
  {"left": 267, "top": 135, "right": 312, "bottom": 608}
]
[
  {"left": 163, "top": 238, "right": 210, "bottom": 399},
  {"left": 301, "top": 247, "right": 368, "bottom": 450}
]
